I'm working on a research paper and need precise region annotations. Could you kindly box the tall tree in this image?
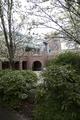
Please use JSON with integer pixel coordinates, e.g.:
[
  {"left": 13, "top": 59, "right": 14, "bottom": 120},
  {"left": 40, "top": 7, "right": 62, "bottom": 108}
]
[
  {"left": 57, "top": 0, "right": 80, "bottom": 45},
  {"left": 26, "top": 0, "right": 80, "bottom": 46},
  {"left": 0, "top": 0, "right": 29, "bottom": 69},
  {"left": 0, "top": 0, "right": 15, "bottom": 69}
]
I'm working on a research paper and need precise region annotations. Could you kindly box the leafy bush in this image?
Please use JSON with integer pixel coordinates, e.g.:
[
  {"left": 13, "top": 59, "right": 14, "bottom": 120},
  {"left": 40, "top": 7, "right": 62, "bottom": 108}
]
[
  {"left": 0, "top": 70, "right": 37, "bottom": 108},
  {"left": 47, "top": 52, "right": 80, "bottom": 73},
  {"left": 33, "top": 52, "right": 80, "bottom": 120}
]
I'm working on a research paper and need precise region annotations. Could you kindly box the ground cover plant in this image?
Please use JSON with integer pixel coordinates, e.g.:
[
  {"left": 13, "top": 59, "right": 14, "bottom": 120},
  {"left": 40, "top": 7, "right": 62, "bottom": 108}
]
[{"left": 0, "top": 70, "right": 37, "bottom": 108}]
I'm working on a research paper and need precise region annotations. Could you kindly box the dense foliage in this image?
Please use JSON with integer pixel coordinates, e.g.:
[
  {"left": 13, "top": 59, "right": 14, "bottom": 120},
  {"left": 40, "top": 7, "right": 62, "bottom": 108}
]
[
  {"left": 47, "top": 52, "right": 80, "bottom": 73},
  {"left": 34, "top": 52, "right": 80, "bottom": 120},
  {"left": 0, "top": 70, "right": 37, "bottom": 108}
]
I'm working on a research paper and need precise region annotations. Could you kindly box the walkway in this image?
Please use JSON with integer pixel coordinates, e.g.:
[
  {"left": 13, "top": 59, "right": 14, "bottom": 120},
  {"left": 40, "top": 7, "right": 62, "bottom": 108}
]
[{"left": 0, "top": 107, "right": 30, "bottom": 120}]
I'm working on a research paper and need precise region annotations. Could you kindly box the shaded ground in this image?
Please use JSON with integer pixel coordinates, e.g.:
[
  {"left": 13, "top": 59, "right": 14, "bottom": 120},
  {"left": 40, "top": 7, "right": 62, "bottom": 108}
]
[
  {"left": 17, "top": 101, "right": 34, "bottom": 120},
  {"left": 0, "top": 106, "right": 31, "bottom": 120}
]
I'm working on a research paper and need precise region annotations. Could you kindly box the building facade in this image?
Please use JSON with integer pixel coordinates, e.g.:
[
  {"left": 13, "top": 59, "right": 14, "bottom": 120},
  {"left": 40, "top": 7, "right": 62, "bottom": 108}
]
[{"left": 0, "top": 39, "right": 61, "bottom": 71}]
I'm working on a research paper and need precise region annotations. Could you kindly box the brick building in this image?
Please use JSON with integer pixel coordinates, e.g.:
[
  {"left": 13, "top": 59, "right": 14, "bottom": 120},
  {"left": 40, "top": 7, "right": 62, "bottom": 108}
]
[{"left": 0, "top": 38, "right": 61, "bottom": 71}]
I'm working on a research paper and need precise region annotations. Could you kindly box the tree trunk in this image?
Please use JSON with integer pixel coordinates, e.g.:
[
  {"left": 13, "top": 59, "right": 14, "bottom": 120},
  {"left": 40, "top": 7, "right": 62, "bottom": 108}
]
[{"left": 0, "top": 0, "right": 15, "bottom": 69}]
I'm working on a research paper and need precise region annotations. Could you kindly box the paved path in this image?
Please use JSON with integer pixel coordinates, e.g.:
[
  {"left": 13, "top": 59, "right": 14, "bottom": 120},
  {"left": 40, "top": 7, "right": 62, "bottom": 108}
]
[
  {"left": 0, "top": 107, "right": 30, "bottom": 120},
  {"left": 34, "top": 71, "right": 43, "bottom": 84}
]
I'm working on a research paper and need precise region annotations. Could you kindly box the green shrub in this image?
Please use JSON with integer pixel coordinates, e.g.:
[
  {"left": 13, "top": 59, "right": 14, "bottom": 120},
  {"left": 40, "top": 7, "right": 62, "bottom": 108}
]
[
  {"left": 0, "top": 70, "right": 37, "bottom": 108},
  {"left": 47, "top": 52, "right": 80, "bottom": 73},
  {"left": 33, "top": 52, "right": 80, "bottom": 120}
]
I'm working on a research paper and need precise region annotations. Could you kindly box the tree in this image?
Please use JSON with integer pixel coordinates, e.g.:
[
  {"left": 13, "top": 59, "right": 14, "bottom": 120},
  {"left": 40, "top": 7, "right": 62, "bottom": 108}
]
[
  {"left": 0, "top": 32, "right": 8, "bottom": 58},
  {"left": 0, "top": 0, "right": 29, "bottom": 69},
  {"left": 58, "top": 0, "right": 80, "bottom": 45},
  {"left": 26, "top": 0, "right": 80, "bottom": 46},
  {"left": 0, "top": 0, "right": 15, "bottom": 69}
]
